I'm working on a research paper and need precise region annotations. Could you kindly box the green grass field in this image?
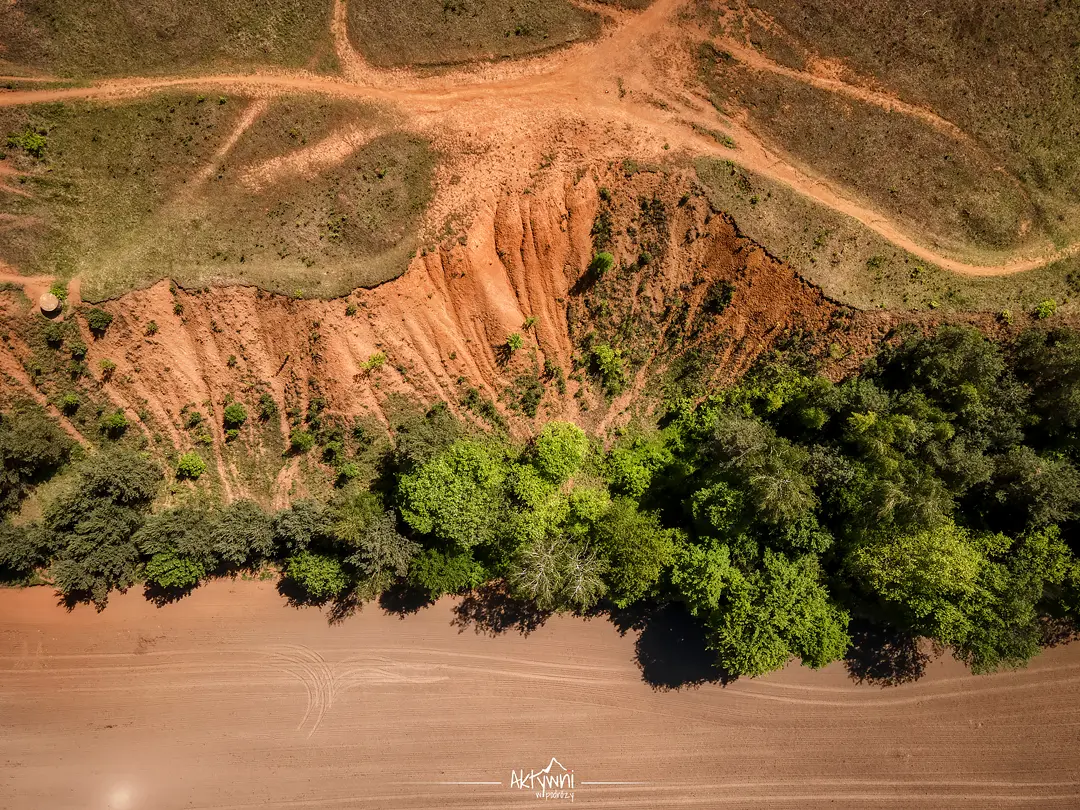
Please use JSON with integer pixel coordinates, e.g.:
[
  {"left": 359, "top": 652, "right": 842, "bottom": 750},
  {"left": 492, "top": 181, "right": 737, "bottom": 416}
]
[
  {"left": 0, "top": 95, "right": 437, "bottom": 301},
  {"left": 347, "top": 0, "right": 602, "bottom": 68},
  {"left": 0, "top": 0, "right": 336, "bottom": 78}
]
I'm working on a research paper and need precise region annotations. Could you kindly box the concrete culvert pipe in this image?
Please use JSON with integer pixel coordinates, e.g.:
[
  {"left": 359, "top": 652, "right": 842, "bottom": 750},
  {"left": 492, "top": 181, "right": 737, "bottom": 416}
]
[{"left": 39, "top": 292, "right": 61, "bottom": 315}]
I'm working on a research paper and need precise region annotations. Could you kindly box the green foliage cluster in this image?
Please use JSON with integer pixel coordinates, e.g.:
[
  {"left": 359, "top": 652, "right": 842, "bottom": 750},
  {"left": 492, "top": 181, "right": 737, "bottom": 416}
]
[
  {"left": 4, "top": 325, "right": 1080, "bottom": 680},
  {"left": 6, "top": 129, "right": 47, "bottom": 158}
]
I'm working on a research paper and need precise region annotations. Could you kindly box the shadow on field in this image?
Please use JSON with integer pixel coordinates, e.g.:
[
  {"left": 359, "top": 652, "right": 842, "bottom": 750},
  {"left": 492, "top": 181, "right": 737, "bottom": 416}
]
[
  {"left": 844, "top": 620, "right": 932, "bottom": 687},
  {"left": 143, "top": 581, "right": 199, "bottom": 607},
  {"left": 378, "top": 581, "right": 436, "bottom": 617},
  {"left": 609, "top": 601, "right": 734, "bottom": 690},
  {"left": 451, "top": 583, "right": 552, "bottom": 637}
]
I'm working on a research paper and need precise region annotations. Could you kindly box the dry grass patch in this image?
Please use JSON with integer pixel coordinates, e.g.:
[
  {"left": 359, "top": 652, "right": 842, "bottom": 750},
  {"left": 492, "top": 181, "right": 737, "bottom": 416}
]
[{"left": 347, "top": 0, "right": 602, "bottom": 68}]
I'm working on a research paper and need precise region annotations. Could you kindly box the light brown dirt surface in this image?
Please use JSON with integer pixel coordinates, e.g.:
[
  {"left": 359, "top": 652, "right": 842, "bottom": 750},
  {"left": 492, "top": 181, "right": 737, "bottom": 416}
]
[{"left": 2, "top": 581, "right": 1079, "bottom": 809}]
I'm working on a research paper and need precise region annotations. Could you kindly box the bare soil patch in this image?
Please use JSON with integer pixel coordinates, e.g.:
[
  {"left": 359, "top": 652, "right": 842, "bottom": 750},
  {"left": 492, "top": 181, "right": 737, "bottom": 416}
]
[{"left": 2, "top": 580, "right": 1079, "bottom": 809}]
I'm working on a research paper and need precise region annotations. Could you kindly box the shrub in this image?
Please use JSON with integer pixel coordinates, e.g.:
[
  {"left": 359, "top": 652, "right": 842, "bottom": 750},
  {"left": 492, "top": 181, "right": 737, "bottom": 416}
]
[
  {"left": 85, "top": 308, "right": 113, "bottom": 336},
  {"left": 257, "top": 393, "right": 278, "bottom": 421},
  {"left": 289, "top": 428, "right": 315, "bottom": 453},
  {"left": 532, "top": 421, "right": 588, "bottom": 483},
  {"left": 222, "top": 401, "right": 247, "bottom": 429},
  {"left": 68, "top": 338, "right": 87, "bottom": 359},
  {"left": 184, "top": 409, "right": 204, "bottom": 429},
  {"left": 224, "top": 428, "right": 239, "bottom": 443},
  {"left": 226, "top": 354, "right": 237, "bottom": 368},
  {"left": 506, "top": 333, "right": 524, "bottom": 352},
  {"left": 589, "top": 252, "right": 615, "bottom": 274},
  {"left": 59, "top": 392, "right": 80, "bottom": 413},
  {"left": 7, "top": 129, "right": 46, "bottom": 158},
  {"left": 589, "top": 343, "right": 626, "bottom": 396},
  {"left": 145, "top": 321, "right": 159, "bottom": 336},
  {"left": 1034, "top": 299, "right": 1058, "bottom": 319},
  {"left": 285, "top": 551, "right": 348, "bottom": 601},
  {"left": 362, "top": 351, "right": 386, "bottom": 372},
  {"left": 523, "top": 316, "right": 537, "bottom": 330},
  {"left": 173, "top": 301, "right": 184, "bottom": 316},
  {"left": 176, "top": 452, "right": 207, "bottom": 480},
  {"left": 99, "top": 358, "right": 117, "bottom": 380},
  {"left": 345, "top": 303, "right": 358, "bottom": 317},
  {"left": 100, "top": 411, "right": 128, "bottom": 438}
]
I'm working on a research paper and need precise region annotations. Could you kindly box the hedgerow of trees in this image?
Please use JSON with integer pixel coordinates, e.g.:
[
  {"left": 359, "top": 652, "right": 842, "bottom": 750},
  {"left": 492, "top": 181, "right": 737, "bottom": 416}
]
[{"left": 2, "top": 325, "right": 1080, "bottom": 678}]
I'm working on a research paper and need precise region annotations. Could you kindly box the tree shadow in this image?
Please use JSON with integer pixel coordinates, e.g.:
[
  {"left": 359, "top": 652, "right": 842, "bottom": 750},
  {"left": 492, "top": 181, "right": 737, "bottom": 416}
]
[
  {"left": 608, "top": 601, "right": 733, "bottom": 691},
  {"left": 143, "top": 581, "right": 199, "bottom": 607},
  {"left": 1040, "top": 616, "right": 1080, "bottom": 648},
  {"left": 378, "top": 581, "right": 436, "bottom": 617},
  {"left": 451, "top": 583, "right": 551, "bottom": 637},
  {"left": 844, "top": 620, "right": 932, "bottom": 687}
]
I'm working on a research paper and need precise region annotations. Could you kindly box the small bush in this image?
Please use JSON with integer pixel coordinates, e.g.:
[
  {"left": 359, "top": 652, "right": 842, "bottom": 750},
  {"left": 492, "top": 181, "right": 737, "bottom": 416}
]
[
  {"left": 68, "top": 338, "right": 87, "bottom": 359},
  {"left": 290, "top": 427, "right": 315, "bottom": 453},
  {"left": 85, "top": 308, "right": 113, "bottom": 336},
  {"left": 99, "top": 358, "right": 117, "bottom": 380},
  {"left": 590, "top": 343, "right": 626, "bottom": 396},
  {"left": 100, "top": 411, "right": 129, "bottom": 438},
  {"left": 222, "top": 402, "right": 247, "bottom": 429},
  {"left": 523, "top": 316, "right": 537, "bottom": 330},
  {"left": 224, "top": 428, "right": 239, "bottom": 442},
  {"left": 257, "top": 393, "right": 278, "bottom": 421},
  {"left": 506, "top": 333, "right": 524, "bottom": 352},
  {"left": 173, "top": 301, "right": 184, "bottom": 316},
  {"left": 589, "top": 252, "right": 615, "bottom": 275},
  {"left": 184, "top": 409, "right": 204, "bottom": 430},
  {"left": 7, "top": 129, "right": 46, "bottom": 158},
  {"left": 176, "top": 452, "right": 207, "bottom": 480},
  {"left": 1034, "top": 299, "right": 1058, "bottom": 319},
  {"left": 345, "top": 303, "right": 358, "bottom": 317},
  {"left": 59, "top": 392, "right": 80, "bottom": 413},
  {"left": 362, "top": 352, "right": 386, "bottom": 372},
  {"left": 145, "top": 321, "right": 159, "bottom": 336},
  {"left": 226, "top": 355, "right": 237, "bottom": 368},
  {"left": 49, "top": 282, "right": 67, "bottom": 301}
]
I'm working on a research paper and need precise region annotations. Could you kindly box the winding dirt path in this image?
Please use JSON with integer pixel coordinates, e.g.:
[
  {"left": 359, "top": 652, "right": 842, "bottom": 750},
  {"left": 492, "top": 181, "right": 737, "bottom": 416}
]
[
  {"left": 0, "top": 0, "right": 1074, "bottom": 278},
  {"left": 2, "top": 581, "right": 1079, "bottom": 809}
]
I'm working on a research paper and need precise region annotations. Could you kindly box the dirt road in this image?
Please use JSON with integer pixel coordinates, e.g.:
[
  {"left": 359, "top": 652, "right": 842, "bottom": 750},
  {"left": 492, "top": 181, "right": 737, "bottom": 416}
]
[{"left": 2, "top": 582, "right": 1079, "bottom": 809}]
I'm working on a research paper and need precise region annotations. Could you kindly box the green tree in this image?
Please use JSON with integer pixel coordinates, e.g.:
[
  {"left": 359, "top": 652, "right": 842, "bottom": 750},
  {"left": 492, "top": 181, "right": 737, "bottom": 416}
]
[
  {"left": 593, "top": 499, "right": 675, "bottom": 607},
  {"left": 134, "top": 504, "right": 219, "bottom": 590},
  {"left": 408, "top": 548, "right": 486, "bottom": 598},
  {"left": 285, "top": 551, "right": 348, "bottom": 601},
  {"left": 531, "top": 421, "right": 588, "bottom": 483},
  {"left": 710, "top": 550, "right": 850, "bottom": 677},
  {"left": 849, "top": 521, "right": 985, "bottom": 645},
  {"left": 211, "top": 500, "right": 273, "bottom": 568},
  {"left": 47, "top": 451, "right": 162, "bottom": 608},
  {"left": 272, "top": 500, "right": 334, "bottom": 555},
  {"left": 0, "top": 406, "right": 72, "bottom": 512},
  {"left": 398, "top": 440, "right": 508, "bottom": 548}
]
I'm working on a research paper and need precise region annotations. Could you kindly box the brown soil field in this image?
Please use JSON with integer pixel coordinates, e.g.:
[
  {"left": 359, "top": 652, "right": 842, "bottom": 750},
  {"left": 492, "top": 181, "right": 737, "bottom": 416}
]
[{"left": 2, "top": 581, "right": 1079, "bottom": 809}]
